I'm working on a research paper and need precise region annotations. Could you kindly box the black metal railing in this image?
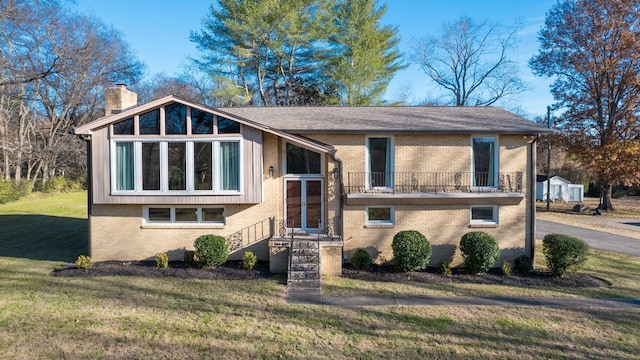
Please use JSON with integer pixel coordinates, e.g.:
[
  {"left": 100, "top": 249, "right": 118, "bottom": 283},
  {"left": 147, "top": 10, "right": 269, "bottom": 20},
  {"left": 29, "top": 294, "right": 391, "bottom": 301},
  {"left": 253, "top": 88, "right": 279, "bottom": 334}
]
[
  {"left": 226, "top": 217, "right": 273, "bottom": 252},
  {"left": 273, "top": 216, "right": 341, "bottom": 241},
  {"left": 346, "top": 171, "right": 523, "bottom": 194}
]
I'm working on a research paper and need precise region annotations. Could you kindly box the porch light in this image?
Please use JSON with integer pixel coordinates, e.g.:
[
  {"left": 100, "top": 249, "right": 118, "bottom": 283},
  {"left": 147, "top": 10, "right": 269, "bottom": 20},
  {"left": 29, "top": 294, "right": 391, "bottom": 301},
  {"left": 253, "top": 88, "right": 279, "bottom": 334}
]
[
  {"left": 332, "top": 167, "right": 339, "bottom": 180},
  {"left": 268, "top": 166, "right": 274, "bottom": 177}
]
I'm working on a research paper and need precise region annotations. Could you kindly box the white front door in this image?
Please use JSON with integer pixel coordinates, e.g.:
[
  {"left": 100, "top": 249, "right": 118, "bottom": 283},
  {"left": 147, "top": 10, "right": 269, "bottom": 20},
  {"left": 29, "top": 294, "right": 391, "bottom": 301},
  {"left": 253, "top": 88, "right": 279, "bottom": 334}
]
[{"left": 285, "top": 177, "right": 323, "bottom": 231}]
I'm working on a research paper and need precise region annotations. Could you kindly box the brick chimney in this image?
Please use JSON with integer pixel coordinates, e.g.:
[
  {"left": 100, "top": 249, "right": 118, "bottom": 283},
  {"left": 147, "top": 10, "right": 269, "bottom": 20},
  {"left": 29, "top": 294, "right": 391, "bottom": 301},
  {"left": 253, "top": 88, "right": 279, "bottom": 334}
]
[{"left": 104, "top": 83, "right": 137, "bottom": 116}]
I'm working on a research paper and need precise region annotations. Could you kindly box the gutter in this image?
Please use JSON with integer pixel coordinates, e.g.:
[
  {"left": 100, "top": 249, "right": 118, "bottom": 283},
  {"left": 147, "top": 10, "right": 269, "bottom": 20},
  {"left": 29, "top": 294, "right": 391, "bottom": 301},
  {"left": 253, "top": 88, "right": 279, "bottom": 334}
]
[
  {"left": 331, "top": 153, "right": 345, "bottom": 258},
  {"left": 77, "top": 132, "right": 92, "bottom": 256}
]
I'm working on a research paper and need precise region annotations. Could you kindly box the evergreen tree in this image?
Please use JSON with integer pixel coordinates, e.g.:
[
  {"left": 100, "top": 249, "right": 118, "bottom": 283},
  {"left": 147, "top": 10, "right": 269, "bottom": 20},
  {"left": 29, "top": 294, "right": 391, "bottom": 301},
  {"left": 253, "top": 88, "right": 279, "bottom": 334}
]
[{"left": 326, "top": 0, "right": 404, "bottom": 105}]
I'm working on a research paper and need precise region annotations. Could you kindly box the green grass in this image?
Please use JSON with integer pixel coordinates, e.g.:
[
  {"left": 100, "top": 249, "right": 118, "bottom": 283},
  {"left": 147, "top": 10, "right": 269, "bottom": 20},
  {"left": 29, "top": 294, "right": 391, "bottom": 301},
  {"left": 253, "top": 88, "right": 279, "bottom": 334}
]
[
  {"left": 0, "top": 191, "right": 88, "bottom": 261},
  {"left": 0, "top": 192, "right": 639, "bottom": 358}
]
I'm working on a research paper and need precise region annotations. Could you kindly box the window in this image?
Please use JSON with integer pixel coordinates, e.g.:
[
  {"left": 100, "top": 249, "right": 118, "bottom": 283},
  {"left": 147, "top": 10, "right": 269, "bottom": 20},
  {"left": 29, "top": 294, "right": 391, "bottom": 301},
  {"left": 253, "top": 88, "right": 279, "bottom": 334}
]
[
  {"left": 113, "top": 118, "right": 134, "bottom": 135},
  {"left": 470, "top": 206, "right": 498, "bottom": 225},
  {"left": 286, "top": 143, "right": 321, "bottom": 174},
  {"left": 112, "top": 139, "right": 241, "bottom": 194},
  {"left": 115, "top": 142, "right": 134, "bottom": 190},
  {"left": 110, "top": 104, "right": 245, "bottom": 194},
  {"left": 165, "top": 103, "right": 187, "bottom": 135},
  {"left": 218, "top": 116, "right": 241, "bottom": 134},
  {"left": 144, "top": 207, "right": 225, "bottom": 225},
  {"left": 366, "top": 206, "right": 394, "bottom": 225},
  {"left": 139, "top": 109, "right": 160, "bottom": 135},
  {"left": 191, "top": 108, "right": 213, "bottom": 134},
  {"left": 472, "top": 137, "right": 497, "bottom": 187},
  {"left": 367, "top": 137, "right": 393, "bottom": 188}
]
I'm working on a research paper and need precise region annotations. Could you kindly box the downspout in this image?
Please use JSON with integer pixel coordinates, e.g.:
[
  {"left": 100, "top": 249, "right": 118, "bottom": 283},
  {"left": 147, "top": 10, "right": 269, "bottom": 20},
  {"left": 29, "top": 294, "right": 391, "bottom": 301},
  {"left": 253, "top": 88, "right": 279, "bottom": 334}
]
[
  {"left": 330, "top": 152, "right": 344, "bottom": 252},
  {"left": 530, "top": 135, "right": 539, "bottom": 266}
]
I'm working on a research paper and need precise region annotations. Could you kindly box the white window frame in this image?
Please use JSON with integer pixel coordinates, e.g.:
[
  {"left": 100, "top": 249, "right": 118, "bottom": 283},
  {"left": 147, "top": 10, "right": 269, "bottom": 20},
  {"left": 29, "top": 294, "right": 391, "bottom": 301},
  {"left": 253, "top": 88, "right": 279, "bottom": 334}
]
[
  {"left": 110, "top": 137, "right": 243, "bottom": 195},
  {"left": 365, "top": 136, "right": 394, "bottom": 190},
  {"left": 143, "top": 206, "right": 225, "bottom": 226},
  {"left": 470, "top": 205, "right": 498, "bottom": 225},
  {"left": 365, "top": 206, "right": 395, "bottom": 225},
  {"left": 471, "top": 135, "right": 499, "bottom": 189},
  {"left": 281, "top": 141, "right": 325, "bottom": 176}
]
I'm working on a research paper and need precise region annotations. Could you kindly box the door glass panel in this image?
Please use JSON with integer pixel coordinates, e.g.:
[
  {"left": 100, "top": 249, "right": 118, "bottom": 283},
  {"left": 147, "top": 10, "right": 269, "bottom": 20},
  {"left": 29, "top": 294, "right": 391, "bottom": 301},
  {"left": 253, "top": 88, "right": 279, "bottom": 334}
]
[
  {"left": 286, "top": 181, "right": 302, "bottom": 228},
  {"left": 473, "top": 137, "right": 495, "bottom": 187},
  {"left": 368, "top": 138, "right": 391, "bottom": 187},
  {"left": 306, "top": 180, "right": 322, "bottom": 229}
]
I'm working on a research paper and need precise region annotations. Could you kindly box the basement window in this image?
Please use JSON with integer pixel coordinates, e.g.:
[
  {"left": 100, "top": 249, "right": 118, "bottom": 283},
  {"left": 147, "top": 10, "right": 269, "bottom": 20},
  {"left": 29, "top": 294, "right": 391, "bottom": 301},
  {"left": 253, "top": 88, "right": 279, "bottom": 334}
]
[
  {"left": 470, "top": 205, "right": 498, "bottom": 226},
  {"left": 144, "top": 206, "right": 225, "bottom": 225}
]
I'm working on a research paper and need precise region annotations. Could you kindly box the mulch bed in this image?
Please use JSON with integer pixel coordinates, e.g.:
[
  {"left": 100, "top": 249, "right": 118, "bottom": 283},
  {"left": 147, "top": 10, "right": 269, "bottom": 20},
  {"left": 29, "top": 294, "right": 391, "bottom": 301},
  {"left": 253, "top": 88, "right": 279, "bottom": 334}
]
[
  {"left": 53, "top": 261, "right": 610, "bottom": 288},
  {"left": 342, "top": 265, "right": 611, "bottom": 288},
  {"left": 51, "top": 260, "right": 276, "bottom": 280}
]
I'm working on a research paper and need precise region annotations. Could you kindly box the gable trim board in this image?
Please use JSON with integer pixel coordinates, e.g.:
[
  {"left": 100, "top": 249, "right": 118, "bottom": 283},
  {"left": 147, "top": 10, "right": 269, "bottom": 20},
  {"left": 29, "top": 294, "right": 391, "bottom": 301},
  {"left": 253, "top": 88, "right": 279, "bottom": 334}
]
[{"left": 77, "top": 93, "right": 550, "bottom": 272}]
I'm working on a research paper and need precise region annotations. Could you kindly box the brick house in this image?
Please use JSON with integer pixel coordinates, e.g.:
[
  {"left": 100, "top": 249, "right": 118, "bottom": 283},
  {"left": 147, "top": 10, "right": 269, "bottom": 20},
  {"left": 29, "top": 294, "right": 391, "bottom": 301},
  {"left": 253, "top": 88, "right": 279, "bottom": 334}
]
[{"left": 74, "top": 85, "right": 549, "bottom": 275}]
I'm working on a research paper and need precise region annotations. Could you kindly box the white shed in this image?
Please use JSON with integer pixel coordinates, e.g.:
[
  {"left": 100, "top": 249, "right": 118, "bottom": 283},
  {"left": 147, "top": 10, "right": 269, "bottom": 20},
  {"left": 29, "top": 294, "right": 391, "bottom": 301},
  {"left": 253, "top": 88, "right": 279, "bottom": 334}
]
[{"left": 536, "top": 175, "right": 584, "bottom": 202}]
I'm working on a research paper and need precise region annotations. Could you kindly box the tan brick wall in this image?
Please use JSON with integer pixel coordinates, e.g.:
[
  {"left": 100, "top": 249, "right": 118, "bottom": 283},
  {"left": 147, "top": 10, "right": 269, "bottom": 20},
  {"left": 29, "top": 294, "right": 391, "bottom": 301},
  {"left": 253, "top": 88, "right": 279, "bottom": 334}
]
[
  {"left": 312, "top": 133, "right": 532, "bottom": 268},
  {"left": 89, "top": 133, "right": 282, "bottom": 262},
  {"left": 320, "top": 244, "right": 343, "bottom": 276}
]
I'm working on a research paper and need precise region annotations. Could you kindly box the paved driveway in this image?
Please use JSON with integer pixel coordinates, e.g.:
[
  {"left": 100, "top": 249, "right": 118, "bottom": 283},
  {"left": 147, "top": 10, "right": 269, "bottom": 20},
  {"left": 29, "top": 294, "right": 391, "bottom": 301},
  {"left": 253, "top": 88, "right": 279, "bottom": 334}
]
[{"left": 537, "top": 220, "right": 640, "bottom": 257}]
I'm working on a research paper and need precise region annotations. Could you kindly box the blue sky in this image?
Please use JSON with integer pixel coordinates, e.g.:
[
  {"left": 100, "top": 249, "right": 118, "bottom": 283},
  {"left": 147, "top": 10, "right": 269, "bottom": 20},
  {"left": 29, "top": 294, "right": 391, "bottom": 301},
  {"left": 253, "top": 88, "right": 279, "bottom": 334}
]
[{"left": 76, "top": 0, "right": 556, "bottom": 118}]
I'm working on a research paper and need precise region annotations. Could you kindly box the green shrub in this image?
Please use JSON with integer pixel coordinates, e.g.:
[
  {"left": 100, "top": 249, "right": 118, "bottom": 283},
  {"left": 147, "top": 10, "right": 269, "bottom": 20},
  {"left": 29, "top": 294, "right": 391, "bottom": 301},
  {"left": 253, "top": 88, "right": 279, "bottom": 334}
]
[
  {"left": 351, "top": 249, "right": 372, "bottom": 270},
  {"left": 156, "top": 253, "right": 169, "bottom": 268},
  {"left": 183, "top": 250, "right": 199, "bottom": 268},
  {"left": 43, "top": 176, "right": 67, "bottom": 193},
  {"left": 75, "top": 255, "right": 92, "bottom": 270},
  {"left": 0, "top": 180, "right": 28, "bottom": 204},
  {"left": 513, "top": 255, "right": 533, "bottom": 273},
  {"left": 459, "top": 231, "right": 501, "bottom": 274},
  {"left": 242, "top": 251, "right": 258, "bottom": 270},
  {"left": 543, "top": 234, "right": 590, "bottom": 277},
  {"left": 437, "top": 259, "right": 452, "bottom": 275},
  {"left": 501, "top": 261, "right": 512, "bottom": 277},
  {"left": 391, "top": 230, "right": 432, "bottom": 272},
  {"left": 194, "top": 235, "right": 229, "bottom": 267}
]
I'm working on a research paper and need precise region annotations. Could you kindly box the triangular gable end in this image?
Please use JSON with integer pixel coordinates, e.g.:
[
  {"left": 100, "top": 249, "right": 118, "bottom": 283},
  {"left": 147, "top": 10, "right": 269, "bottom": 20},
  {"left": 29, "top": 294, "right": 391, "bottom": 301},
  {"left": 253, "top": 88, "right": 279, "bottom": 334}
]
[{"left": 74, "top": 95, "right": 335, "bottom": 155}]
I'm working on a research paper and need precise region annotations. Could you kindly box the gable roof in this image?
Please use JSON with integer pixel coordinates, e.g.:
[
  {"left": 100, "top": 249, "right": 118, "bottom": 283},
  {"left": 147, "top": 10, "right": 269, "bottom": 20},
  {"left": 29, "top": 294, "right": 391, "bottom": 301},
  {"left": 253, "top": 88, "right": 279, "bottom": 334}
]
[
  {"left": 216, "top": 106, "right": 550, "bottom": 134},
  {"left": 74, "top": 96, "right": 336, "bottom": 154}
]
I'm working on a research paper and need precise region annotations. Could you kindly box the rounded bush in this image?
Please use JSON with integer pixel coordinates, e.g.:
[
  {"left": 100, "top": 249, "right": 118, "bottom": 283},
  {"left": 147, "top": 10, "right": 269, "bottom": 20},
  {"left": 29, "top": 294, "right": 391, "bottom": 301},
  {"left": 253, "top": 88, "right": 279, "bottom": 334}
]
[
  {"left": 242, "top": 251, "right": 258, "bottom": 270},
  {"left": 75, "top": 255, "right": 92, "bottom": 270},
  {"left": 194, "top": 235, "right": 229, "bottom": 267},
  {"left": 391, "top": 230, "right": 432, "bottom": 272},
  {"left": 351, "top": 249, "right": 372, "bottom": 270},
  {"left": 156, "top": 252, "right": 168, "bottom": 269},
  {"left": 459, "top": 231, "right": 501, "bottom": 274},
  {"left": 513, "top": 255, "right": 533, "bottom": 273},
  {"left": 542, "top": 234, "right": 589, "bottom": 277},
  {"left": 437, "top": 259, "right": 452, "bottom": 276}
]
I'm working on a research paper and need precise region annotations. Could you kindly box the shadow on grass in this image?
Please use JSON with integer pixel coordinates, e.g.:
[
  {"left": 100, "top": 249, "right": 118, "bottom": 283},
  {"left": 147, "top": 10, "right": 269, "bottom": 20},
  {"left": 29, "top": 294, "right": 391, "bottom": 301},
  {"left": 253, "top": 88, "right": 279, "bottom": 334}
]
[{"left": 0, "top": 215, "right": 88, "bottom": 262}]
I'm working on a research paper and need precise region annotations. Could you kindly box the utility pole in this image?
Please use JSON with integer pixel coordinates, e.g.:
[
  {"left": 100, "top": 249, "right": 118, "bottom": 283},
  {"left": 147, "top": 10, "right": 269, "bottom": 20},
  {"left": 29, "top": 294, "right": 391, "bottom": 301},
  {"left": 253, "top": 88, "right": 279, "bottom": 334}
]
[{"left": 546, "top": 106, "right": 551, "bottom": 211}]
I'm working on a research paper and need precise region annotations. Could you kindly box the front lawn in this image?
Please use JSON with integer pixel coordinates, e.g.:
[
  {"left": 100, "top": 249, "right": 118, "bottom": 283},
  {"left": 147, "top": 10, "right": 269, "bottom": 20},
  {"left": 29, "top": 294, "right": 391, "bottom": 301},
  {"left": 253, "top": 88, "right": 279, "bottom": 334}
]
[{"left": 1, "top": 192, "right": 639, "bottom": 358}]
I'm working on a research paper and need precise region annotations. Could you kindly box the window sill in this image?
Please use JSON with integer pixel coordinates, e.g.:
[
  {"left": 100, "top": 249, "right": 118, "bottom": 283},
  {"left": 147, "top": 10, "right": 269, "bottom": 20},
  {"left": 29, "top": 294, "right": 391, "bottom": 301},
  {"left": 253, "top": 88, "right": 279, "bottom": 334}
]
[
  {"left": 141, "top": 224, "right": 225, "bottom": 229},
  {"left": 364, "top": 224, "right": 395, "bottom": 229},
  {"left": 468, "top": 223, "right": 498, "bottom": 228}
]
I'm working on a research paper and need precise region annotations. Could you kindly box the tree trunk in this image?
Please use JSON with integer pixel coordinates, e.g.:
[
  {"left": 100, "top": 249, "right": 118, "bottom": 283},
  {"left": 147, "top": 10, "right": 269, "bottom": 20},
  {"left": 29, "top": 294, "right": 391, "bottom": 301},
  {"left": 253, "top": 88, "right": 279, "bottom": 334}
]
[{"left": 599, "top": 183, "right": 615, "bottom": 211}]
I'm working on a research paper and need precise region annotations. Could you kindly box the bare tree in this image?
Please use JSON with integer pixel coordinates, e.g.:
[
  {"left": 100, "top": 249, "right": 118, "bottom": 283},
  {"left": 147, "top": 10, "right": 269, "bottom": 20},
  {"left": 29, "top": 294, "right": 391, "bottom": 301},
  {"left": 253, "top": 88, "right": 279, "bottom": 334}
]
[{"left": 412, "top": 16, "right": 525, "bottom": 106}]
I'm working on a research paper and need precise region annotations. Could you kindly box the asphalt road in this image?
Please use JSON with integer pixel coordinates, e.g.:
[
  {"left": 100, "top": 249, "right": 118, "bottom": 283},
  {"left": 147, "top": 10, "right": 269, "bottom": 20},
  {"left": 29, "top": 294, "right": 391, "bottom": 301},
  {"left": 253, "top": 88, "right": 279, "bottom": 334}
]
[{"left": 537, "top": 220, "right": 640, "bottom": 257}]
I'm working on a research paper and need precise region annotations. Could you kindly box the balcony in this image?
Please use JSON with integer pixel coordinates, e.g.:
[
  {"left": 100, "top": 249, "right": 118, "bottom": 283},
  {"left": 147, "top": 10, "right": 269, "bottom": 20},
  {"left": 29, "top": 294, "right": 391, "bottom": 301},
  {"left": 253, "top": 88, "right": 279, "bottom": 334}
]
[{"left": 345, "top": 172, "right": 524, "bottom": 205}]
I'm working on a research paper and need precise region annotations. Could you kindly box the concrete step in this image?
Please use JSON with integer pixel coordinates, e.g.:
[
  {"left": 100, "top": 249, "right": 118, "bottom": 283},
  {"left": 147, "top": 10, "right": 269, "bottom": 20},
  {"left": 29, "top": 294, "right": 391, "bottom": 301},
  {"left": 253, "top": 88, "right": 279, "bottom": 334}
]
[
  {"left": 291, "top": 255, "right": 319, "bottom": 263},
  {"left": 291, "top": 248, "right": 318, "bottom": 256},
  {"left": 290, "top": 263, "right": 319, "bottom": 271},
  {"left": 292, "top": 241, "right": 319, "bottom": 249},
  {"left": 289, "top": 270, "right": 320, "bottom": 280}
]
